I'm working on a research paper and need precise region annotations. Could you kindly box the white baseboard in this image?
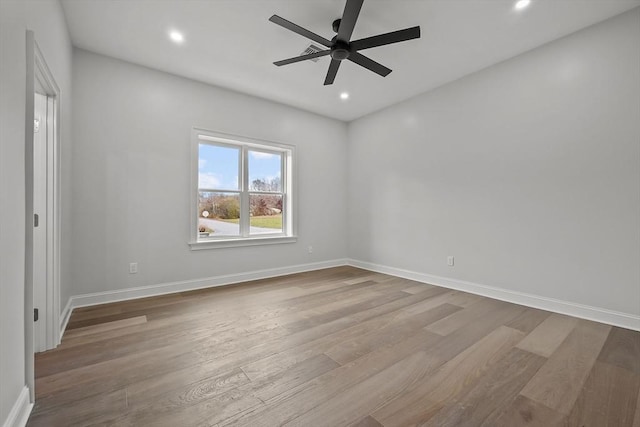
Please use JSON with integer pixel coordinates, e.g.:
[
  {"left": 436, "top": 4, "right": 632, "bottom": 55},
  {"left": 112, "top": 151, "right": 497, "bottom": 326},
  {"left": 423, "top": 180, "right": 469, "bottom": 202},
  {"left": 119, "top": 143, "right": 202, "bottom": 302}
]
[
  {"left": 348, "top": 259, "right": 640, "bottom": 331},
  {"left": 2, "top": 386, "right": 32, "bottom": 427},
  {"left": 60, "top": 259, "right": 349, "bottom": 335}
]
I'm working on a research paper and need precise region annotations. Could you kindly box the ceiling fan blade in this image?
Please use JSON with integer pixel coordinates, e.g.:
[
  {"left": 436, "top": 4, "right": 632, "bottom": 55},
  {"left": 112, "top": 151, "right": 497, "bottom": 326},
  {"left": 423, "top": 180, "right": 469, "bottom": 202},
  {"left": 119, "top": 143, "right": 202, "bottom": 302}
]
[
  {"left": 269, "top": 15, "right": 332, "bottom": 48},
  {"left": 274, "top": 50, "right": 331, "bottom": 66},
  {"left": 350, "top": 26, "right": 421, "bottom": 51},
  {"left": 324, "top": 59, "right": 342, "bottom": 85},
  {"left": 337, "top": 0, "right": 364, "bottom": 43},
  {"left": 348, "top": 52, "right": 391, "bottom": 77}
]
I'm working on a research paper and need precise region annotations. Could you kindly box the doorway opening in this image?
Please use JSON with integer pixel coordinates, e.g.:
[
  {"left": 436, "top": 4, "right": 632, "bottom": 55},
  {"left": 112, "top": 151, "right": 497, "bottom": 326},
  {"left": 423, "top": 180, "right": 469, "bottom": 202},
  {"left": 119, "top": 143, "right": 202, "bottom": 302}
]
[{"left": 32, "top": 89, "right": 59, "bottom": 352}]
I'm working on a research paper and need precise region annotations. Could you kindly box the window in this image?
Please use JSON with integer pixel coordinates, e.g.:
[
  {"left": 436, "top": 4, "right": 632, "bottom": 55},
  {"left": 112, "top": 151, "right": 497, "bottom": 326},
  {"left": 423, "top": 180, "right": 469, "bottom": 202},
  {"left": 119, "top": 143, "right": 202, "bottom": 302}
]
[{"left": 190, "top": 128, "right": 295, "bottom": 249}]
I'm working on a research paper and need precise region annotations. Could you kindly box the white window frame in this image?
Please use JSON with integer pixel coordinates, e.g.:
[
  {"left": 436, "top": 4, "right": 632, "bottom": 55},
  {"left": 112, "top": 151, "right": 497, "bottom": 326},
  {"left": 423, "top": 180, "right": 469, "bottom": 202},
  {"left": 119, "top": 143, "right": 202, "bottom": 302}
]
[{"left": 189, "top": 128, "right": 296, "bottom": 250}]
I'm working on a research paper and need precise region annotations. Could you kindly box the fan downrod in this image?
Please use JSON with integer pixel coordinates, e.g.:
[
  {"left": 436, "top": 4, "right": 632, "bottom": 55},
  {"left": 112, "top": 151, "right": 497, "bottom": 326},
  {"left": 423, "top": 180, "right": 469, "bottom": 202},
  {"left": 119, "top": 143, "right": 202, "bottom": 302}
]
[{"left": 330, "top": 19, "right": 350, "bottom": 60}]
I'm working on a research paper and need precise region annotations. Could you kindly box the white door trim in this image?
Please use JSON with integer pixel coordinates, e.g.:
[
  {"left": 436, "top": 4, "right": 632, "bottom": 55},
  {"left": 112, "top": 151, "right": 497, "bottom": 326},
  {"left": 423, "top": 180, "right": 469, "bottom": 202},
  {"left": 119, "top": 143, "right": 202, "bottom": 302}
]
[{"left": 25, "top": 29, "right": 62, "bottom": 401}]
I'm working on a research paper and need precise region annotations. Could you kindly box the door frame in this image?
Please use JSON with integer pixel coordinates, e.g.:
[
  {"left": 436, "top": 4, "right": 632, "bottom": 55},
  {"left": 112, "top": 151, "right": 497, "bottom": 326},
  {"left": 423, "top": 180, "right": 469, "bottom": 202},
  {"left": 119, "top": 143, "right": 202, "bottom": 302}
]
[{"left": 25, "top": 30, "right": 61, "bottom": 400}]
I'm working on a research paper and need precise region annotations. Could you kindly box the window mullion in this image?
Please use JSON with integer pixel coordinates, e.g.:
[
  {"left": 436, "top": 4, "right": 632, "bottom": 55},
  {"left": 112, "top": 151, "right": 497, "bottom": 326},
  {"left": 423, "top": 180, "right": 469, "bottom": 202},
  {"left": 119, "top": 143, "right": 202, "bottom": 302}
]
[
  {"left": 282, "top": 152, "right": 289, "bottom": 235},
  {"left": 240, "top": 146, "right": 250, "bottom": 237}
]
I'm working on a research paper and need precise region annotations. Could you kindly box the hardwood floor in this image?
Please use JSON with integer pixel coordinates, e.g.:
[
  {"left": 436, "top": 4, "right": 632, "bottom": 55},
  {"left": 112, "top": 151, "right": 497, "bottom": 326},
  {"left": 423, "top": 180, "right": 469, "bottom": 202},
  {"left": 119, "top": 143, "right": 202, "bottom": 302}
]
[{"left": 28, "top": 266, "right": 640, "bottom": 426}]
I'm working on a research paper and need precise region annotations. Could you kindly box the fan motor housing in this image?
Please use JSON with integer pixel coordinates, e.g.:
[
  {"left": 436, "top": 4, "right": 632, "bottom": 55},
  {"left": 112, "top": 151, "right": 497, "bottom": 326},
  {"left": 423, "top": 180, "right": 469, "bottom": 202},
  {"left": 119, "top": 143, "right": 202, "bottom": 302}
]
[{"left": 330, "top": 41, "right": 350, "bottom": 60}]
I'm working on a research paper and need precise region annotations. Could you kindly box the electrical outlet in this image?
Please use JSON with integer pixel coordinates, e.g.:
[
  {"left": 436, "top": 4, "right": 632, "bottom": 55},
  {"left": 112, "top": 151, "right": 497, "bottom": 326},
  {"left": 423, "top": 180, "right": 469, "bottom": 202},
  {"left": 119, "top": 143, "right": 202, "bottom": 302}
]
[
  {"left": 308, "top": 246, "right": 313, "bottom": 254},
  {"left": 447, "top": 256, "right": 454, "bottom": 267},
  {"left": 129, "top": 262, "right": 138, "bottom": 274}
]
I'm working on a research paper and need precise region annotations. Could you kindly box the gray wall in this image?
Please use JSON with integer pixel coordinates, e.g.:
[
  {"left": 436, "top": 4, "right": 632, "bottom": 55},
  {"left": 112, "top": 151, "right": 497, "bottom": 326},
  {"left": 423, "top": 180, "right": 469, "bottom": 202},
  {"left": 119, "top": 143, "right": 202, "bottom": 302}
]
[
  {"left": 0, "top": 0, "right": 73, "bottom": 422},
  {"left": 70, "top": 49, "right": 348, "bottom": 297},
  {"left": 348, "top": 9, "right": 640, "bottom": 316}
]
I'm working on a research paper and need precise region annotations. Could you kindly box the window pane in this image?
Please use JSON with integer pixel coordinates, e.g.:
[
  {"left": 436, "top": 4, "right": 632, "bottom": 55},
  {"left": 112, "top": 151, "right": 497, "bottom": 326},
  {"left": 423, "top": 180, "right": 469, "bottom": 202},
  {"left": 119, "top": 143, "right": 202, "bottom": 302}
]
[
  {"left": 199, "top": 143, "right": 239, "bottom": 190},
  {"left": 248, "top": 150, "right": 282, "bottom": 192},
  {"left": 198, "top": 191, "right": 240, "bottom": 237},
  {"left": 249, "top": 194, "right": 283, "bottom": 234}
]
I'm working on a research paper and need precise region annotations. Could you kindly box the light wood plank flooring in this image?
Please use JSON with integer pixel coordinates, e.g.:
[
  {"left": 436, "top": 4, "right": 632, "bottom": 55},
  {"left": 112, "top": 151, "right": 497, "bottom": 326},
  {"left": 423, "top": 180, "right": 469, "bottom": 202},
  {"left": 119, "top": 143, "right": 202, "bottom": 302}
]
[{"left": 28, "top": 267, "right": 640, "bottom": 426}]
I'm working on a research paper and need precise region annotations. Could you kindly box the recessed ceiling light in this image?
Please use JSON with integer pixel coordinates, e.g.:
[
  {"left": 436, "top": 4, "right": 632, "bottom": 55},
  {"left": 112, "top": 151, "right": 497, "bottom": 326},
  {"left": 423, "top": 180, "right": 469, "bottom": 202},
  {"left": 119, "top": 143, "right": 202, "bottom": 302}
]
[
  {"left": 169, "top": 30, "right": 184, "bottom": 44},
  {"left": 514, "top": 0, "right": 530, "bottom": 10},
  {"left": 340, "top": 92, "right": 349, "bottom": 100}
]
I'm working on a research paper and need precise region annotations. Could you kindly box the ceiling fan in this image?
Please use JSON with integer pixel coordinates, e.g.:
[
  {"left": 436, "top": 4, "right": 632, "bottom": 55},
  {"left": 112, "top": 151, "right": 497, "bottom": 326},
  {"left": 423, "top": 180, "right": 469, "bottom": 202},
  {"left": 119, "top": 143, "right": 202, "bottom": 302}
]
[{"left": 269, "top": 0, "right": 421, "bottom": 85}]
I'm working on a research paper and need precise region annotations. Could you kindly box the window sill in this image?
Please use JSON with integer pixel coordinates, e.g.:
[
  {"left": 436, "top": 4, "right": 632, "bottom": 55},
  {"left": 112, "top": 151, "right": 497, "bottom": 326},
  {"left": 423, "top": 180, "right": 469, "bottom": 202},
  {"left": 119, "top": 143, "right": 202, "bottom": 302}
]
[{"left": 189, "top": 235, "right": 297, "bottom": 250}]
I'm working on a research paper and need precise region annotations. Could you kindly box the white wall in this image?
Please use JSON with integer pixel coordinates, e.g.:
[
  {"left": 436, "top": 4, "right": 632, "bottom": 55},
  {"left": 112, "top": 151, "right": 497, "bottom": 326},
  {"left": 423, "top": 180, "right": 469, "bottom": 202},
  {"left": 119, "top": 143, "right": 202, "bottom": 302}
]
[
  {"left": 348, "top": 9, "right": 640, "bottom": 318},
  {"left": 69, "top": 49, "right": 348, "bottom": 297},
  {"left": 0, "top": 0, "right": 73, "bottom": 424}
]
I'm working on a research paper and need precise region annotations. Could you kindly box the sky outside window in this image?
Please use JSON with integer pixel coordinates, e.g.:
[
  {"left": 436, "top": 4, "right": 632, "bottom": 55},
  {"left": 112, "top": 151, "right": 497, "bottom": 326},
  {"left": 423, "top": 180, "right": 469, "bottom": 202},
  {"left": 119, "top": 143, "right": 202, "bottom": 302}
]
[{"left": 198, "top": 144, "right": 239, "bottom": 190}]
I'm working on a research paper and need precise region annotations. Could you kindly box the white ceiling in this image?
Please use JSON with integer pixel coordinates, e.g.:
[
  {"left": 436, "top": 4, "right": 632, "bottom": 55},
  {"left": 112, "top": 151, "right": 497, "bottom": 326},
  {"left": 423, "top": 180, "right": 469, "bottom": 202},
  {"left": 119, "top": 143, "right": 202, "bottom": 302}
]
[{"left": 60, "top": 0, "right": 639, "bottom": 121}]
